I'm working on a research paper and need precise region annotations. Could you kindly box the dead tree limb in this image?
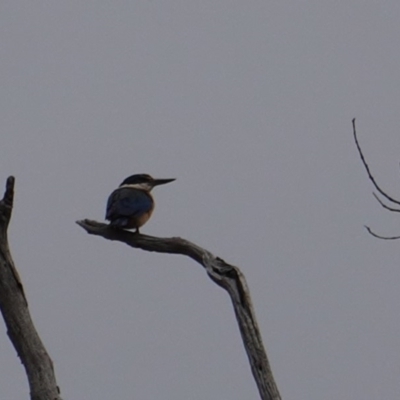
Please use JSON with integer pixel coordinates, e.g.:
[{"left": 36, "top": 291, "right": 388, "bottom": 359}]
[
  {"left": 352, "top": 118, "right": 400, "bottom": 206},
  {"left": 77, "top": 219, "right": 281, "bottom": 400},
  {"left": 364, "top": 226, "right": 400, "bottom": 240},
  {"left": 352, "top": 119, "right": 400, "bottom": 239},
  {"left": 0, "top": 176, "right": 62, "bottom": 400}
]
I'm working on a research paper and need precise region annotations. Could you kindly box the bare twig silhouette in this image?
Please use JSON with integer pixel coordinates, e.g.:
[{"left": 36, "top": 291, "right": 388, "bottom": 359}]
[{"left": 352, "top": 119, "right": 400, "bottom": 239}]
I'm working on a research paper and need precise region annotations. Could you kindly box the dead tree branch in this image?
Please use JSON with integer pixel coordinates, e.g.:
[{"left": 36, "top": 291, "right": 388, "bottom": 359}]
[
  {"left": 352, "top": 119, "right": 400, "bottom": 239},
  {"left": 352, "top": 118, "right": 400, "bottom": 206},
  {"left": 372, "top": 192, "right": 400, "bottom": 213},
  {"left": 364, "top": 226, "right": 400, "bottom": 240},
  {"left": 77, "top": 219, "right": 281, "bottom": 400},
  {"left": 0, "top": 176, "right": 62, "bottom": 400}
]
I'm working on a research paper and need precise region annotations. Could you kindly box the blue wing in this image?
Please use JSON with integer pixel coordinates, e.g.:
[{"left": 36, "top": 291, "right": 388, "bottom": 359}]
[{"left": 106, "top": 188, "right": 153, "bottom": 221}]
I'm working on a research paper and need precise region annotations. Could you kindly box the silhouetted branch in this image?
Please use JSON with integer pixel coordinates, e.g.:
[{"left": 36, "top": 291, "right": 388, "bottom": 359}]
[
  {"left": 352, "top": 118, "right": 400, "bottom": 206},
  {"left": 364, "top": 226, "right": 400, "bottom": 240},
  {"left": 77, "top": 219, "right": 281, "bottom": 400},
  {"left": 372, "top": 193, "right": 400, "bottom": 213},
  {"left": 0, "top": 176, "right": 62, "bottom": 400},
  {"left": 352, "top": 119, "right": 400, "bottom": 239}
]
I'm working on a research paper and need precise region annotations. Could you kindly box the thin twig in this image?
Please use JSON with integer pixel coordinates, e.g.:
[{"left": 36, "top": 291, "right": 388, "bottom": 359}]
[
  {"left": 364, "top": 225, "right": 400, "bottom": 240},
  {"left": 372, "top": 192, "right": 400, "bottom": 212},
  {"left": 352, "top": 118, "right": 400, "bottom": 205}
]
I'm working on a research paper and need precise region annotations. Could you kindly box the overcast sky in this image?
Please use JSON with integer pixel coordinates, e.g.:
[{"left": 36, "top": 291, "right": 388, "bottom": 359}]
[{"left": 1, "top": 2, "right": 400, "bottom": 399}]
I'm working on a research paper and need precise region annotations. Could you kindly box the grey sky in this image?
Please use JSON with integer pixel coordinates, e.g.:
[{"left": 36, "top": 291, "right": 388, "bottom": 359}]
[{"left": 1, "top": 1, "right": 400, "bottom": 399}]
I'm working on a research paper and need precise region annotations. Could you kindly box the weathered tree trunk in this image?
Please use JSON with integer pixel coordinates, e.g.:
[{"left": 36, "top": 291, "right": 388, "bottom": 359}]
[
  {"left": 77, "top": 219, "right": 282, "bottom": 400},
  {"left": 0, "top": 177, "right": 61, "bottom": 400}
]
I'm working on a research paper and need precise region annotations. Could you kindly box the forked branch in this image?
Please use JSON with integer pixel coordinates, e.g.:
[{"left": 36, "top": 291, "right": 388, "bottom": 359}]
[
  {"left": 352, "top": 119, "right": 400, "bottom": 239},
  {"left": 77, "top": 219, "right": 281, "bottom": 400}
]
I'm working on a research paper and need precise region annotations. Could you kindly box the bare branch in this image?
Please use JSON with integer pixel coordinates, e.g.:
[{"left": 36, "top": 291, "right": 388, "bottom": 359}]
[
  {"left": 364, "top": 225, "right": 400, "bottom": 240},
  {"left": 352, "top": 118, "right": 400, "bottom": 206},
  {"left": 77, "top": 219, "right": 281, "bottom": 400},
  {"left": 372, "top": 193, "right": 400, "bottom": 212},
  {"left": 0, "top": 177, "right": 62, "bottom": 400}
]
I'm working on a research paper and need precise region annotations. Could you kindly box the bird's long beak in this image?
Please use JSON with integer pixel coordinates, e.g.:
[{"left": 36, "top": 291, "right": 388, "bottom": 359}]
[{"left": 151, "top": 178, "right": 176, "bottom": 187}]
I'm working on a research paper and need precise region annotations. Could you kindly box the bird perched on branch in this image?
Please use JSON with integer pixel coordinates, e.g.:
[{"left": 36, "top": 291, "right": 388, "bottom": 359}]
[{"left": 106, "top": 174, "right": 175, "bottom": 232}]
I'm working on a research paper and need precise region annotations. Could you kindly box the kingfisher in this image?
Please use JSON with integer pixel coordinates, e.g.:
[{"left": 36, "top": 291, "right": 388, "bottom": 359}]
[{"left": 106, "top": 174, "right": 175, "bottom": 232}]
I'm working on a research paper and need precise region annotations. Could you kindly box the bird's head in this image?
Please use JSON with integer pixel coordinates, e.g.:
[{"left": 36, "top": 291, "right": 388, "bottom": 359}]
[{"left": 119, "top": 174, "right": 175, "bottom": 191}]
